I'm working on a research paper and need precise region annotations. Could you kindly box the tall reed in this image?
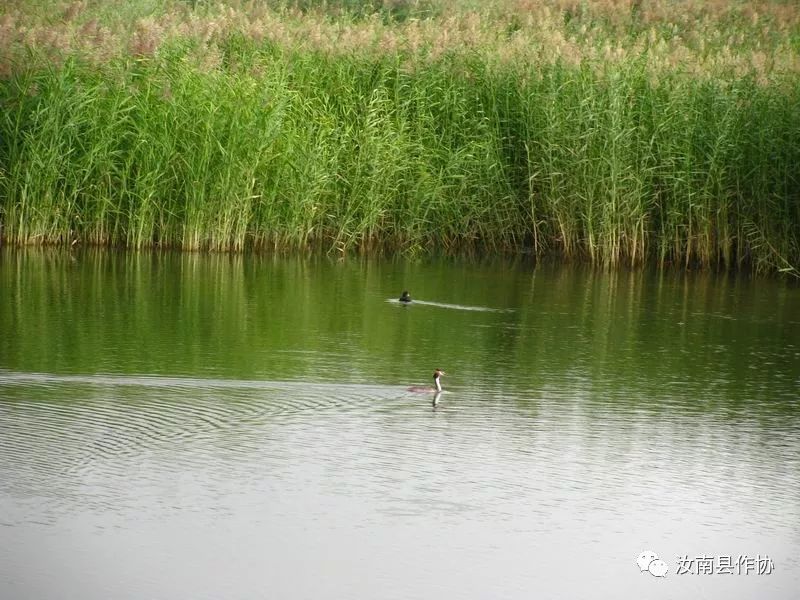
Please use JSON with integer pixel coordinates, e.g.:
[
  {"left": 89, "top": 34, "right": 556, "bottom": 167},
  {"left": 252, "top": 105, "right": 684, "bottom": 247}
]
[{"left": 1, "top": 1, "right": 799, "bottom": 273}]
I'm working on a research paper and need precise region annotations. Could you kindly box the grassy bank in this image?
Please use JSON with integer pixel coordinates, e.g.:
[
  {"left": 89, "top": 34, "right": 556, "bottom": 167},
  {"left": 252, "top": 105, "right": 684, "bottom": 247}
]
[{"left": 1, "top": 1, "right": 799, "bottom": 273}]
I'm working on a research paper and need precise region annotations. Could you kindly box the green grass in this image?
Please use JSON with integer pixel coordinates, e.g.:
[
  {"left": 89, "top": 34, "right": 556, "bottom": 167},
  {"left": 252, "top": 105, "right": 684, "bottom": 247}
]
[{"left": 1, "top": 1, "right": 799, "bottom": 274}]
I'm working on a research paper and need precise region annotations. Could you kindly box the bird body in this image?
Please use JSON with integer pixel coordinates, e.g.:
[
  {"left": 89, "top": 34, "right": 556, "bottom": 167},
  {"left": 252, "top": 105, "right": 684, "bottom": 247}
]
[
  {"left": 407, "top": 369, "right": 445, "bottom": 393},
  {"left": 399, "top": 291, "right": 412, "bottom": 304}
]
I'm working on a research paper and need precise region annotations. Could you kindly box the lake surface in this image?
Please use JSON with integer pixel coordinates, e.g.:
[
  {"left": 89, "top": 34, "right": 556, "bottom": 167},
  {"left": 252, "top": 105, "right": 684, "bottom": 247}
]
[{"left": 1, "top": 249, "right": 799, "bottom": 600}]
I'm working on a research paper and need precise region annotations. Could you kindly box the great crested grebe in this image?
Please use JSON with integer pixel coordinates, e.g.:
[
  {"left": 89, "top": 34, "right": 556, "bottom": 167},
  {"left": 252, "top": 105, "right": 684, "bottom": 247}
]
[
  {"left": 399, "top": 291, "right": 412, "bottom": 304},
  {"left": 408, "top": 369, "right": 445, "bottom": 393}
]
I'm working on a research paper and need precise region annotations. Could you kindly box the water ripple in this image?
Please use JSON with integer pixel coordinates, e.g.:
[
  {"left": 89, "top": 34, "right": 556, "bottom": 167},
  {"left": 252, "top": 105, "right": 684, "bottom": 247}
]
[{"left": 386, "top": 298, "right": 512, "bottom": 312}]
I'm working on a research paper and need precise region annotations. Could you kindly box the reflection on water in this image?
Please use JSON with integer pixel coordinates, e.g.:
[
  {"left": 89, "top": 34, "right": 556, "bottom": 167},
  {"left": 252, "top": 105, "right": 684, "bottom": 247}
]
[{"left": 0, "top": 250, "right": 799, "bottom": 599}]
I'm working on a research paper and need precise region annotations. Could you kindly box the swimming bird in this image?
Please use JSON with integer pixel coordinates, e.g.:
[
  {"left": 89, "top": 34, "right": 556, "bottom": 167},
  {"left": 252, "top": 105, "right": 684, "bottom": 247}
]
[
  {"left": 408, "top": 369, "right": 445, "bottom": 393},
  {"left": 399, "top": 290, "right": 412, "bottom": 304}
]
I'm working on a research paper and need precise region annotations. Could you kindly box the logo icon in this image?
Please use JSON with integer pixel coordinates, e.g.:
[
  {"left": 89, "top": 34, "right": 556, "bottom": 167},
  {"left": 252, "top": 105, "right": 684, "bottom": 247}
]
[{"left": 637, "top": 550, "right": 668, "bottom": 577}]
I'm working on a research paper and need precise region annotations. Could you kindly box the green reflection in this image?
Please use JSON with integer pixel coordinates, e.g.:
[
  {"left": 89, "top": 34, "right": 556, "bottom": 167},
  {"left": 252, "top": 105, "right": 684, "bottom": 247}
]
[{"left": 1, "top": 249, "right": 798, "bottom": 417}]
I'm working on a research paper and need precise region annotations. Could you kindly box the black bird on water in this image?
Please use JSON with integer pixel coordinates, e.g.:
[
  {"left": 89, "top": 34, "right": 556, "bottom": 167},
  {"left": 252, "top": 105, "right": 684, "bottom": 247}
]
[{"left": 399, "top": 290, "right": 412, "bottom": 304}]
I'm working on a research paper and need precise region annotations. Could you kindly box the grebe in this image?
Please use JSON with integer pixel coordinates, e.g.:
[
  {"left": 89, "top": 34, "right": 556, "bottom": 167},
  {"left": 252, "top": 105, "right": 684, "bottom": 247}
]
[
  {"left": 407, "top": 369, "right": 445, "bottom": 393},
  {"left": 399, "top": 291, "right": 412, "bottom": 304}
]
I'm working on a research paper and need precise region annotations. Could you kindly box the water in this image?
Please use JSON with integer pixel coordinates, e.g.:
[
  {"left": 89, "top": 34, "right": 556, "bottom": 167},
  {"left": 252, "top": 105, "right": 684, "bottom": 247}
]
[{"left": 1, "top": 249, "right": 799, "bottom": 600}]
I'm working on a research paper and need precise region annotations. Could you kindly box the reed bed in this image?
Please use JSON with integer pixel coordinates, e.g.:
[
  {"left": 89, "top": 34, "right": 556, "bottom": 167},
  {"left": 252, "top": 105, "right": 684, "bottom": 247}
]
[{"left": 1, "top": 0, "right": 799, "bottom": 273}]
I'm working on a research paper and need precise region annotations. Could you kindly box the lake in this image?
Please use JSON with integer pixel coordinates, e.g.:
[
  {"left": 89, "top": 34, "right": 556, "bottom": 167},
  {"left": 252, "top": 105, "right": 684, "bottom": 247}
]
[{"left": 1, "top": 249, "right": 798, "bottom": 599}]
